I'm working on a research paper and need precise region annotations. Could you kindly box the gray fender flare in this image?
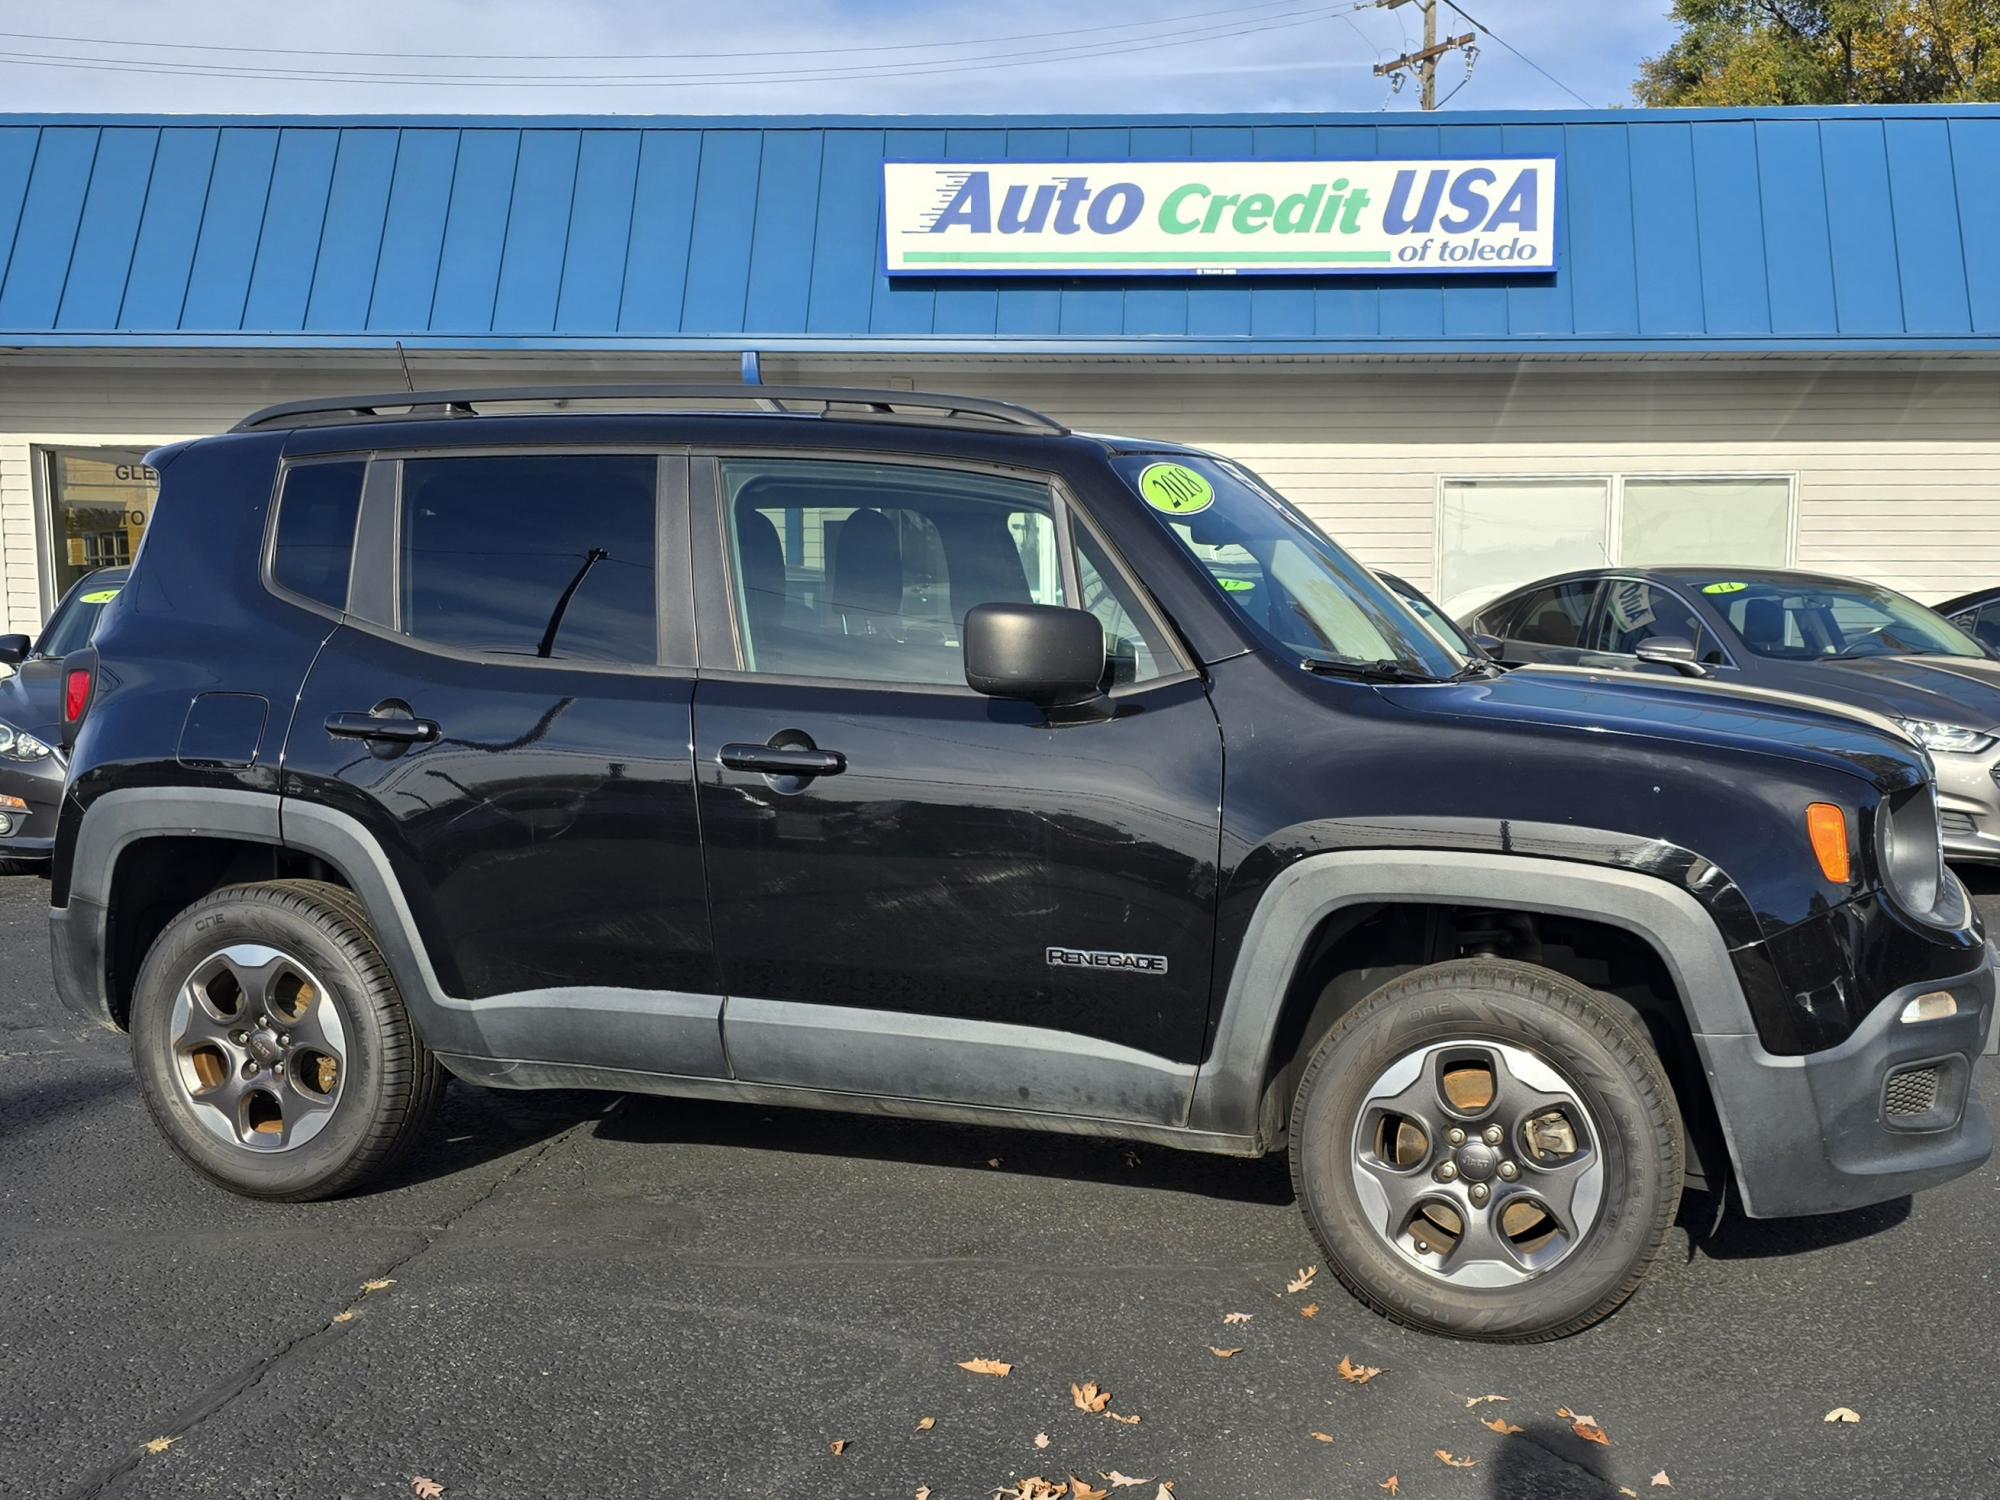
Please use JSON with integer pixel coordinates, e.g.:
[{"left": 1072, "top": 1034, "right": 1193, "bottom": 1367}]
[{"left": 1185, "top": 849, "right": 1762, "bottom": 1194}]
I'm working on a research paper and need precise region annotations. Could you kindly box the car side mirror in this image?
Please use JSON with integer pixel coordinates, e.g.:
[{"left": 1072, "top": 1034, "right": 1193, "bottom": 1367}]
[
  {"left": 1634, "top": 635, "right": 1709, "bottom": 678},
  {"left": 0, "top": 634, "right": 29, "bottom": 666},
  {"left": 1471, "top": 632, "right": 1503, "bottom": 656},
  {"left": 964, "top": 602, "right": 1106, "bottom": 706}
]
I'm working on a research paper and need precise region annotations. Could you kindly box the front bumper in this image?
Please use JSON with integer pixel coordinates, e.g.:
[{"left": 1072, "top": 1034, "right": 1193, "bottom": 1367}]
[
  {"left": 1704, "top": 952, "right": 1995, "bottom": 1218},
  {"left": 1933, "top": 748, "right": 2000, "bottom": 861},
  {"left": 0, "top": 758, "right": 62, "bottom": 872}
]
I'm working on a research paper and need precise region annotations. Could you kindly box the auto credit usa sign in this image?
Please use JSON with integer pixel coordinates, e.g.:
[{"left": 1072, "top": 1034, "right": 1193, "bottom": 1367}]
[{"left": 882, "top": 157, "right": 1559, "bottom": 277}]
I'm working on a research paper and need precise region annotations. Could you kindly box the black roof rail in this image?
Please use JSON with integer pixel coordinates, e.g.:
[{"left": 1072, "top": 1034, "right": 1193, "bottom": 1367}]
[{"left": 229, "top": 384, "right": 1069, "bottom": 436}]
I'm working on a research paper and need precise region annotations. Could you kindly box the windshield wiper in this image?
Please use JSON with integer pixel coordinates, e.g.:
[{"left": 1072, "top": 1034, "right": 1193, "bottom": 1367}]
[
  {"left": 1449, "top": 656, "right": 1503, "bottom": 681},
  {"left": 1299, "top": 656, "right": 1440, "bottom": 684}
]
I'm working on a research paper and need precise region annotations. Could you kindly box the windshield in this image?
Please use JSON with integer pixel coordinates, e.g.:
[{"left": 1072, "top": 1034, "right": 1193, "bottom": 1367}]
[
  {"left": 1383, "top": 575, "right": 1475, "bottom": 656},
  {"left": 38, "top": 575, "right": 121, "bottom": 658},
  {"left": 1115, "top": 454, "right": 1464, "bottom": 678},
  {"left": 1697, "top": 576, "right": 1985, "bottom": 662}
]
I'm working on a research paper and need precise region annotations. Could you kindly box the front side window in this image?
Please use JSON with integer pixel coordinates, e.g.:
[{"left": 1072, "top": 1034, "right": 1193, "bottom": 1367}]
[
  {"left": 272, "top": 461, "right": 365, "bottom": 610},
  {"left": 720, "top": 457, "right": 1071, "bottom": 686},
  {"left": 1115, "top": 454, "right": 1462, "bottom": 679},
  {"left": 398, "top": 455, "right": 658, "bottom": 664},
  {"left": 1700, "top": 576, "right": 1984, "bottom": 661},
  {"left": 1591, "top": 579, "right": 1707, "bottom": 658}
]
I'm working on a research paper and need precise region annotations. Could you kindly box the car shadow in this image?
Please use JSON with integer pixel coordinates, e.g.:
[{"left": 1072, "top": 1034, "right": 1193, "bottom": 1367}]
[
  {"left": 1481, "top": 1417, "right": 1618, "bottom": 1498},
  {"left": 592, "top": 1091, "right": 1300, "bottom": 1206},
  {"left": 1674, "top": 1184, "right": 1911, "bottom": 1259}
]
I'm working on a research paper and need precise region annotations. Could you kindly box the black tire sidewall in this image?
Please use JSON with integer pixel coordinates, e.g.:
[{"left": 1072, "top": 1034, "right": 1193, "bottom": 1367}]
[
  {"left": 130, "top": 890, "right": 402, "bottom": 1198},
  {"left": 1292, "top": 964, "right": 1679, "bottom": 1340}
]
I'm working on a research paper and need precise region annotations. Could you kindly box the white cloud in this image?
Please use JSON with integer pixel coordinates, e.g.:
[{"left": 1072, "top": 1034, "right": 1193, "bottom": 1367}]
[{"left": 0, "top": 0, "right": 1675, "bottom": 115}]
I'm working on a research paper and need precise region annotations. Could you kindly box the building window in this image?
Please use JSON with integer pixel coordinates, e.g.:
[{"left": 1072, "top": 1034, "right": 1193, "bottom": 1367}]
[
  {"left": 1438, "top": 473, "right": 1793, "bottom": 619},
  {"left": 40, "top": 447, "right": 159, "bottom": 603}
]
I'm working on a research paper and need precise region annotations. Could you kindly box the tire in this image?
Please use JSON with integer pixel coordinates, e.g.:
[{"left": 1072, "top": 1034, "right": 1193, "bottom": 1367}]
[
  {"left": 1289, "top": 958, "right": 1682, "bottom": 1341},
  {"left": 130, "top": 879, "right": 445, "bottom": 1200}
]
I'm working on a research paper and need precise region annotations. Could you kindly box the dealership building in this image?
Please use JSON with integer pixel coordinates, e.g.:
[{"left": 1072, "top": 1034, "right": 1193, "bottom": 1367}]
[{"left": 0, "top": 104, "right": 1997, "bottom": 631}]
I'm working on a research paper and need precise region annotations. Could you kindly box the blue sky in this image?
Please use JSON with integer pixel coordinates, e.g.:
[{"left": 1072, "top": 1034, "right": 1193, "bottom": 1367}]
[{"left": 0, "top": 1, "right": 1678, "bottom": 114}]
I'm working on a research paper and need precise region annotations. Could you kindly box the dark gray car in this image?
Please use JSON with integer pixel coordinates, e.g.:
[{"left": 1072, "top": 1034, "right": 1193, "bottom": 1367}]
[{"left": 1463, "top": 566, "right": 2000, "bottom": 863}]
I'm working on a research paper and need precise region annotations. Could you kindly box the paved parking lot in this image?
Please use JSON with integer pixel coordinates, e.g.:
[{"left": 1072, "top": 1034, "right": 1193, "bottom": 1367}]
[{"left": 4, "top": 872, "right": 1996, "bottom": 1500}]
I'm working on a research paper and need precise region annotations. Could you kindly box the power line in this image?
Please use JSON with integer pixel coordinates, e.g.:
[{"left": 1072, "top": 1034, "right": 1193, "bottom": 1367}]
[
  {"left": 1437, "top": 0, "right": 1594, "bottom": 108},
  {"left": 0, "top": 0, "right": 1330, "bottom": 63},
  {"left": 0, "top": 5, "right": 1382, "bottom": 89}
]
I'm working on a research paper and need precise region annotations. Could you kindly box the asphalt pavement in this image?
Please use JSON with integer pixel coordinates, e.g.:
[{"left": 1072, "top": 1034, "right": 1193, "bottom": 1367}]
[{"left": 4, "top": 872, "right": 1997, "bottom": 1500}]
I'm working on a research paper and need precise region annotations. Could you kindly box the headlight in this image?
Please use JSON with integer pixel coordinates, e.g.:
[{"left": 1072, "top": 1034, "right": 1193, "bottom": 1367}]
[
  {"left": 1877, "top": 783, "right": 1963, "bottom": 925},
  {"left": 0, "top": 723, "right": 51, "bottom": 761},
  {"left": 1895, "top": 718, "right": 1996, "bottom": 754}
]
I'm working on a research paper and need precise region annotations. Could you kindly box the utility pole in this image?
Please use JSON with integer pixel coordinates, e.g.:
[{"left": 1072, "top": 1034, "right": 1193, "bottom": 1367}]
[{"left": 1371, "top": 0, "right": 1476, "bottom": 111}]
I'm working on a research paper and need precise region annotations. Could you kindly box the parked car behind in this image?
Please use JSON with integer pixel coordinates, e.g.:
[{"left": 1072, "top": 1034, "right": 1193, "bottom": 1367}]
[
  {"left": 0, "top": 567, "right": 126, "bottom": 872},
  {"left": 1934, "top": 585, "right": 2000, "bottom": 655},
  {"left": 46, "top": 387, "right": 1995, "bottom": 1343},
  {"left": 1463, "top": 566, "right": 2000, "bottom": 862}
]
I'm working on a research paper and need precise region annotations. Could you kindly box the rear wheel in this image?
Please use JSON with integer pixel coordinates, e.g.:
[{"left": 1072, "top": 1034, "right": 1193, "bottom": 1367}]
[
  {"left": 130, "top": 880, "right": 444, "bottom": 1200},
  {"left": 1289, "top": 959, "right": 1682, "bottom": 1341}
]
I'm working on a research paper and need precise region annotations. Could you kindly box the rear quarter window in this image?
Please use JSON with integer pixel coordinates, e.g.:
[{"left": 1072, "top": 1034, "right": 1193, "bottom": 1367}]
[{"left": 272, "top": 461, "right": 366, "bottom": 610}]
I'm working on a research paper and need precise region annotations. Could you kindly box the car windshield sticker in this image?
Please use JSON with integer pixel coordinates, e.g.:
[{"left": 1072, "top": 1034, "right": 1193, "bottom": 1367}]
[
  {"left": 79, "top": 589, "right": 120, "bottom": 604},
  {"left": 1138, "top": 462, "right": 1215, "bottom": 516},
  {"left": 1219, "top": 578, "right": 1257, "bottom": 592},
  {"left": 1702, "top": 581, "right": 1748, "bottom": 595},
  {"left": 1607, "top": 579, "right": 1655, "bottom": 631}
]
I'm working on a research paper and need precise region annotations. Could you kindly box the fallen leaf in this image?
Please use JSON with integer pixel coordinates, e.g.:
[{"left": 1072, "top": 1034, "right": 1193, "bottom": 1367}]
[
  {"left": 1338, "top": 1354, "right": 1384, "bottom": 1385},
  {"left": 994, "top": 1480, "right": 1068, "bottom": 1500},
  {"left": 1222, "top": 1312, "right": 1254, "bottom": 1324},
  {"left": 1123, "top": 1149, "right": 1141, "bottom": 1167},
  {"left": 1035, "top": 1432, "right": 1051, "bottom": 1449},
  {"left": 1100, "top": 1474, "right": 1151, "bottom": 1490},
  {"left": 916, "top": 1416, "right": 936, "bottom": 1432},
  {"left": 1464, "top": 1394, "right": 1509, "bottom": 1408},
  {"left": 1152, "top": 1486, "right": 1174, "bottom": 1500},
  {"left": 1299, "top": 1303, "right": 1319, "bottom": 1319},
  {"left": 1071, "top": 1479, "right": 1110, "bottom": 1500},
  {"left": 362, "top": 1278, "right": 396, "bottom": 1293},
  {"left": 959, "top": 1357, "right": 1014, "bottom": 1377},
  {"left": 1621, "top": 1490, "right": 1639, "bottom": 1498},
  {"left": 411, "top": 1482, "right": 444, "bottom": 1500},
  {"left": 1380, "top": 1479, "right": 1400, "bottom": 1496},
  {"left": 1481, "top": 1417, "right": 1524, "bottom": 1436},
  {"left": 1824, "top": 1407, "right": 1861, "bottom": 1425},
  {"left": 1208, "top": 1346, "right": 1243, "bottom": 1359},
  {"left": 986, "top": 1157, "right": 1003, "bottom": 1168},
  {"left": 1310, "top": 1431, "right": 1335, "bottom": 1444},
  {"left": 1435, "top": 1450, "right": 1478, "bottom": 1469},
  {"left": 142, "top": 1437, "right": 178, "bottom": 1455},
  {"left": 830, "top": 1439, "right": 848, "bottom": 1456},
  {"left": 331, "top": 1310, "right": 356, "bottom": 1324},
  {"left": 1558, "top": 1407, "right": 1612, "bottom": 1446},
  {"left": 1651, "top": 1473, "right": 1674, "bottom": 1489},
  {"left": 1287, "top": 1265, "right": 1319, "bottom": 1294},
  {"left": 1072, "top": 1380, "right": 1112, "bottom": 1413},
  {"left": 917, "top": 1489, "right": 932, "bottom": 1500},
  {"left": 1105, "top": 1410, "right": 1142, "bottom": 1426}
]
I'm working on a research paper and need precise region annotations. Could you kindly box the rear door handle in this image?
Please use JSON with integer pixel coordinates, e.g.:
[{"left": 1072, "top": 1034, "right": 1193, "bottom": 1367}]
[
  {"left": 718, "top": 743, "right": 845, "bottom": 777},
  {"left": 325, "top": 711, "right": 440, "bottom": 745}
]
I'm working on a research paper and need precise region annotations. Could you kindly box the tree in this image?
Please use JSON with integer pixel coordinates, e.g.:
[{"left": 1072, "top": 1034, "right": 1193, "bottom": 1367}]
[{"left": 1635, "top": 1, "right": 2000, "bottom": 105}]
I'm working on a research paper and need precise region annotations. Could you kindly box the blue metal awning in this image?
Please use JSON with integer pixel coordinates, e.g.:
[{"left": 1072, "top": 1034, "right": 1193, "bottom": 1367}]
[{"left": 0, "top": 107, "right": 1995, "bottom": 354}]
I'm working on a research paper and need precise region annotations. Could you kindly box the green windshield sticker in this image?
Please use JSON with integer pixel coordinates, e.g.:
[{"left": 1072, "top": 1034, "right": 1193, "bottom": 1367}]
[
  {"left": 79, "top": 588, "right": 120, "bottom": 604},
  {"left": 1138, "top": 462, "right": 1215, "bottom": 516},
  {"left": 1218, "top": 578, "right": 1257, "bottom": 592}
]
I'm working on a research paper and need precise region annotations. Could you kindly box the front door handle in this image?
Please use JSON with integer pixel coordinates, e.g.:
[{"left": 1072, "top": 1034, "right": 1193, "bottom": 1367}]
[
  {"left": 325, "top": 711, "right": 441, "bottom": 745},
  {"left": 718, "top": 743, "right": 845, "bottom": 777}
]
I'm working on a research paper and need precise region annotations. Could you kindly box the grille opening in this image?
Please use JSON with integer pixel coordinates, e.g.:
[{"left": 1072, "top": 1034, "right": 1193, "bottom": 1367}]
[
  {"left": 1940, "top": 810, "right": 1978, "bottom": 837},
  {"left": 1884, "top": 1066, "right": 1942, "bottom": 1119}
]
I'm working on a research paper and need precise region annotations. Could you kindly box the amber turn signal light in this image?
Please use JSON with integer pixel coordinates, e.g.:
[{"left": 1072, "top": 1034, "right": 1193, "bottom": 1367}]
[{"left": 1806, "top": 802, "right": 1851, "bottom": 884}]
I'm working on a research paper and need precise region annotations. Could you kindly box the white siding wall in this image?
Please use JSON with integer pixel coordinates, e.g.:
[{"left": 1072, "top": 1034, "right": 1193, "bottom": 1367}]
[{"left": 0, "top": 351, "right": 1995, "bottom": 632}]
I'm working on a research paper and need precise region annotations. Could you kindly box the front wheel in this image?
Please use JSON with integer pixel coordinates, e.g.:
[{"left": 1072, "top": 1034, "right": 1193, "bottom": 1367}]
[
  {"left": 130, "top": 880, "right": 444, "bottom": 1200},
  {"left": 1289, "top": 959, "right": 1682, "bottom": 1341}
]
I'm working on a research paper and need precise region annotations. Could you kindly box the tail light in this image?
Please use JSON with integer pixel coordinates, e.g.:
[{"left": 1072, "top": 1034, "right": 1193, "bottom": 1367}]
[{"left": 58, "top": 647, "right": 97, "bottom": 752}]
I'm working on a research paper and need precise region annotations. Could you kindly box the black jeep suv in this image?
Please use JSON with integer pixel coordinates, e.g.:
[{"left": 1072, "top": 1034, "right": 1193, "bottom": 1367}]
[{"left": 48, "top": 385, "right": 1995, "bottom": 1341}]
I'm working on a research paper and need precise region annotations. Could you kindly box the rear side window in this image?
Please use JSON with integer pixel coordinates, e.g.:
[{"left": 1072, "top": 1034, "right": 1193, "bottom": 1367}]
[
  {"left": 272, "top": 461, "right": 365, "bottom": 610},
  {"left": 398, "top": 455, "right": 657, "bottom": 664}
]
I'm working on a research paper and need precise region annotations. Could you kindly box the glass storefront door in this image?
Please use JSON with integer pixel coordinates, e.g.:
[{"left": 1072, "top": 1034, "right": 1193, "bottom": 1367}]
[{"left": 42, "top": 448, "right": 158, "bottom": 600}]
